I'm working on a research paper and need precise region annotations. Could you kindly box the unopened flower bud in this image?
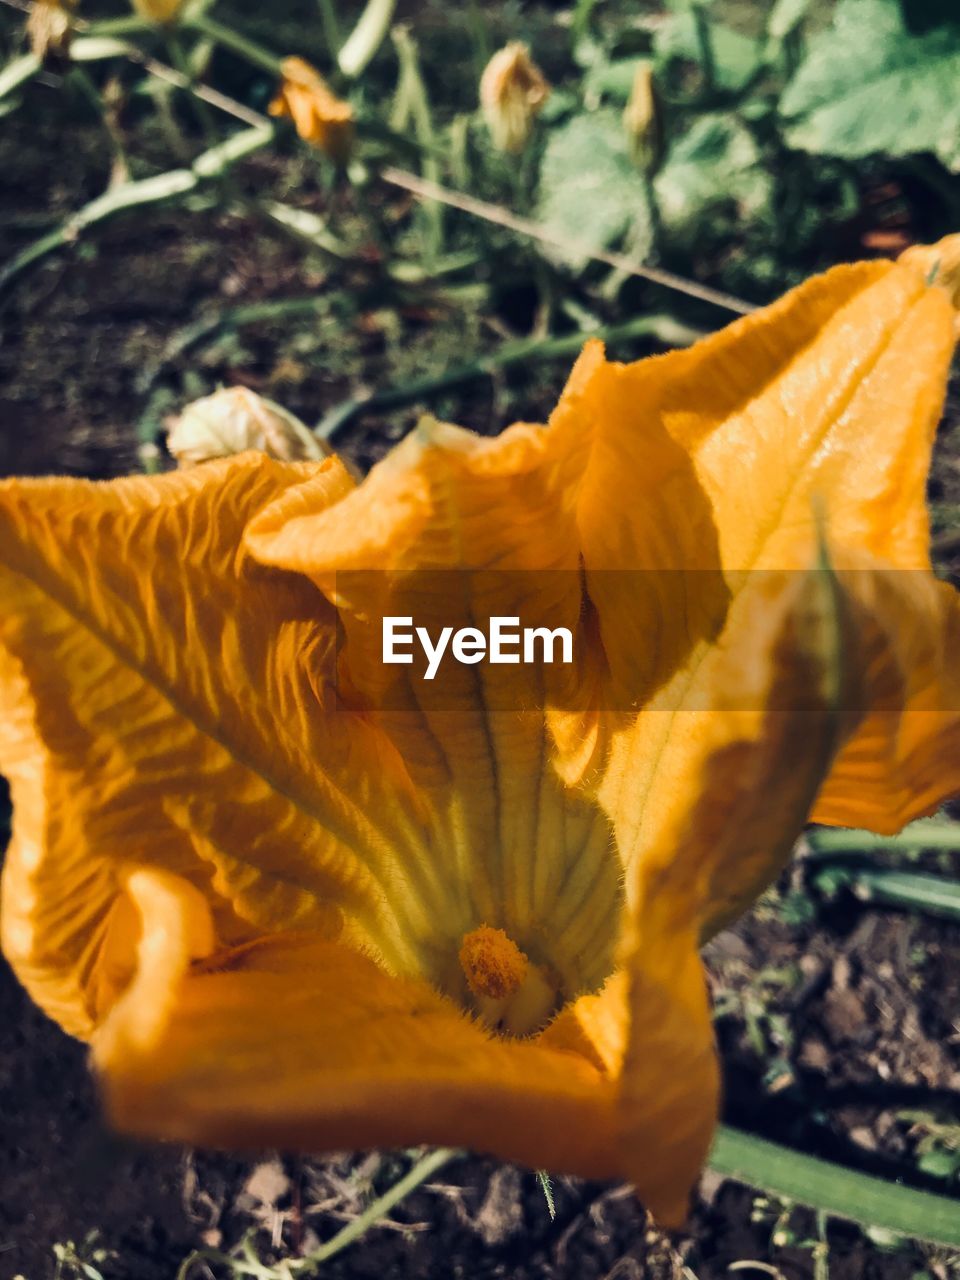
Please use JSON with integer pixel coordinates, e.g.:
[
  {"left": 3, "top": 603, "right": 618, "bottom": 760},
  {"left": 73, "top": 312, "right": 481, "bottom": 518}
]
[
  {"left": 479, "top": 42, "right": 550, "bottom": 154},
  {"left": 166, "top": 387, "right": 330, "bottom": 468},
  {"left": 129, "top": 0, "right": 184, "bottom": 22},
  {"left": 27, "top": 0, "right": 75, "bottom": 63},
  {"left": 623, "top": 61, "right": 661, "bottom": 172},
  {"left": 269, "top": 57, "right": 354, "bottom": 163}
]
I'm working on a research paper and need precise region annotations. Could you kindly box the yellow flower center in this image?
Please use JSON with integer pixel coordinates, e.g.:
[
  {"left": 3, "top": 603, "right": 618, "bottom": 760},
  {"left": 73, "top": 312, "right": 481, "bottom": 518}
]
[
  {"left": 459, "top": 925, "right": 527, "bottom": 999},
  {"left": 457, "top": 925, "right": 562, "bottom": 1036}
]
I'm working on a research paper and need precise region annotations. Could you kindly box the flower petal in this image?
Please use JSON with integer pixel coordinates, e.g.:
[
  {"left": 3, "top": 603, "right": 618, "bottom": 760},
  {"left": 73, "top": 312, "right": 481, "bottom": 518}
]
[
  {"left": 247, "top": 420, "right": 623, "bottom": 997},
  {"left": 619, "top": 922, "right": 717, "bottom": 1228},
  {"left": 813, "top": 565, "right": 960, "bottom": 830},
  {"left": 0, "top": 453, "right": 419, "bottom": 1036},
  {"left": 540, "top": 971, "right": 629, "bottom": 1076},
  {"left": 596, "top": 562, "right": 850, "bottom": 1221},
  {"left": 629, "top": 258, "right": 953, "bottom": 573},
  {"left": 544, "top": 338, "right": 730, "bottom": 708},
  {"left": 550, "top": 257, "right": 959, "bottom": 832},
  {"left": 93, "top": 867, "right": 621, "bottom": 1182},
  {"left": 606, "top": 560, "right": 849, "bottom": 926},
  {"left": 547, "top": 559, "right": 857, "bottom": 1224}
]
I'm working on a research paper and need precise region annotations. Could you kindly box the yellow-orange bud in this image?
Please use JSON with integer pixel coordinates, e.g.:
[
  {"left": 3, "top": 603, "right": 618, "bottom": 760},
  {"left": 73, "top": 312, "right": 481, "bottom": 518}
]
[
  {"left": 26, "top": 0, "right": 75, "bottom": 61},
  {"left": 479, "top": 42, "right": 550, "bottom": 154},
  {"left": 129, "top": 0, "right": 184, "bottom": 23},
  {"left": 623, "top": 60, "right": 661, "bottom": 171},
  {"left": 269, "top": 57, "right": 354, "bottom": 164}
]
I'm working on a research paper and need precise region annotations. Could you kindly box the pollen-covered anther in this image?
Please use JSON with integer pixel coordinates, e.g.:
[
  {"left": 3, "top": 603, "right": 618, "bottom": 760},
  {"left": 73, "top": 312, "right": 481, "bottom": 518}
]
[{"left": 459, "top": 925, "right": 528, "bottom": 1000}]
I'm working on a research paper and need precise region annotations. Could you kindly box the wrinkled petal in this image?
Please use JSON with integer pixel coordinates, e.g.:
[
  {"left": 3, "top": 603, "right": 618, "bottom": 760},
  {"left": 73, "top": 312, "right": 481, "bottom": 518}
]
[
  {"left": 813, "top": 564, "right": 960, "bottom": 830},
  {"left": 1, "top": 240, "right": 958, "bottom": 1233},
  {"left": 617, "top": 260, "right": 953, "bottom": 573},
  {"left": 548, "top": 258, "right": 959, "bottom": 835},
  {"left": 248, "top": 419, "right": 623, "bottom": 999},
  {"left": 93, "top": 867, "right": 621, "bottom": 1185},
  {"left": 544, "top": 339, "right": 729, "bottom": 708},
  {"left": 0, "top": 454, "right": 422, "bottom": 1034},
  {"left": 598, "top": 561, "right": 850, "bottom": 1219}
]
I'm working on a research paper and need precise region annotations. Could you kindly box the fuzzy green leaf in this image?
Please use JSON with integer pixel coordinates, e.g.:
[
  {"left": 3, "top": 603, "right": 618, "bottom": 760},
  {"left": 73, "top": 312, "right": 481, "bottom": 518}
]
[
  {"left": 654, "top": 114, "right": 773, "bottom": 246},
  {"left": 780, "top": 0, "right": 960, "bottom": 171},
  {"left": 536, "top": 109, "right": 654, "bottom": 268},
  {"left": 654, "top": 11, "right": 765, "bottom": 93}
]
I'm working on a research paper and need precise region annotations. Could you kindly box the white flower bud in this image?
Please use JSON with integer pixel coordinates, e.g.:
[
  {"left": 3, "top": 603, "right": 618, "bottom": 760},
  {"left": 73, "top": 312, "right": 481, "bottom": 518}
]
[{"left": 167, "top": 387, "right": 330, "bottom": 468}]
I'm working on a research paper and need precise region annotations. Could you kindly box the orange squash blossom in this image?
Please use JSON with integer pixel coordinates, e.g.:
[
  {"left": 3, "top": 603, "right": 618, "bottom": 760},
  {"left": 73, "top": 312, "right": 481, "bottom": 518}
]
[
  {"left": 269, "top": 57, "right": 355, "bottom": 163},
  {"left": 1, "top": 244, "right": 959, "bottom": 1227}
]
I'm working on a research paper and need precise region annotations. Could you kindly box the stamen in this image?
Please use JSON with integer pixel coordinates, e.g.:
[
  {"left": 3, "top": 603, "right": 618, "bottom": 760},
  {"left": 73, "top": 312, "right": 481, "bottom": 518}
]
[{"left": 459, "top": 925, "right": 527, "bottom": 1000}]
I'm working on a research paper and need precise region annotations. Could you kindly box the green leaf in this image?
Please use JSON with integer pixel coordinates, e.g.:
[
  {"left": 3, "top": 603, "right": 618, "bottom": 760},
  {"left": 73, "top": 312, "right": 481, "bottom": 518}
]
[
  {"left": 654, "top": 114, "right": 772, "bottom": 246},
  {"left": 654, "top": 11, "right": 765, "bottom": 93},
  {"left": 780, "top": 0, "right": 960, "bottom": 171},
  {"left": 536, "top": 110, "right": 654, "bottom": 269}
]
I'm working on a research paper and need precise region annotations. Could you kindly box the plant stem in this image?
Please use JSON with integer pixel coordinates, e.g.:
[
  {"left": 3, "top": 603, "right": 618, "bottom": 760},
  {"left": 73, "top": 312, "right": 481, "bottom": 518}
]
[
  {"left": 0, "top": 53, "right": 40, "bottom": 101},
  {"left": 317, "top": 0, "right": 342, "bottom": 56},
  {"left": 82, "top": 14, "right": 158, "bottom": 38},
  {"left": 812, "top": 865, "right": 960, "bottom": 923},
  {"left": 572, "top": 0, "right": 600, "bottom": 44},
  {"left": 691, "top": 1, "right": 716, "bottom": 96},
  {"left": 67, "top": 66, "right": 132, "bottom": 184},
  {"left": 136, "top": 295, "right": 333, "bottom": 399},
  {"left": 163, "top": 30, "right": 219, "bottom": 142},
  {"left": 316, "top": 313, "right": 704, "bottom": 439},
  {"left": 536, "top": 1170, "right": 556, "bottom": 1220},
  {"left": 806, "top": 819, "right": 960, "bottom": 855},
  {"left": 294, "top": 1148, "right": 459, "bottom": 1271},
  {"left": 466, "top": 0, "right": 490, "bottom": 79},
  {"left": 391, "top": 27, "right": 443, "bottom": 261},
  {"left": 0, "top": 124, "right": 274, "bottom": 293},
  {"left": 710, "top": 1125, "right": 960, "bottom": 1246},
  {"left": 184, "top": 15, "right": 282, "bottom": 75},
  {"left": 338, "top": 0, "right": 397, "bottom": 78}
]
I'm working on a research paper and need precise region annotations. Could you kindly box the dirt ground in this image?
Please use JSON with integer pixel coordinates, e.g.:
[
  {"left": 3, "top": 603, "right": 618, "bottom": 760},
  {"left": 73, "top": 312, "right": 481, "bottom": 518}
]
[
  {"left": 3, "top": 40, "right": 960, "bottom": 1280},
  {"left": 5, "top": 888, "right": 960, "bottom": 1279}
]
